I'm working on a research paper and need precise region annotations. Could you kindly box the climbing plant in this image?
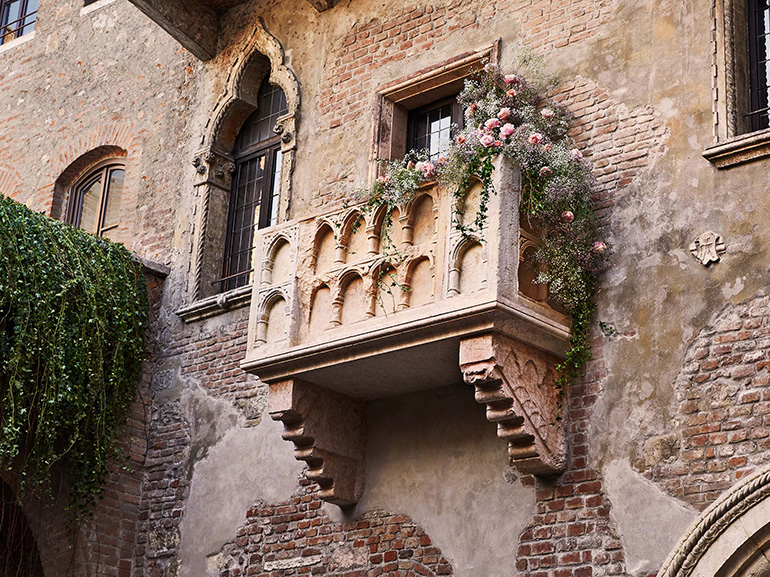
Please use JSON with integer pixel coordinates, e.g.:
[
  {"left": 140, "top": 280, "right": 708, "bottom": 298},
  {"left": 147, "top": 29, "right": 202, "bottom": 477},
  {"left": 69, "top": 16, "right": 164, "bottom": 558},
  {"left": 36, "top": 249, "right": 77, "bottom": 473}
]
[
  {"left": 362, "top": 62, "right": 610, "bottom": 392},
  {"left": 0, "top": 195, "right": 148, "bottom": 516}
]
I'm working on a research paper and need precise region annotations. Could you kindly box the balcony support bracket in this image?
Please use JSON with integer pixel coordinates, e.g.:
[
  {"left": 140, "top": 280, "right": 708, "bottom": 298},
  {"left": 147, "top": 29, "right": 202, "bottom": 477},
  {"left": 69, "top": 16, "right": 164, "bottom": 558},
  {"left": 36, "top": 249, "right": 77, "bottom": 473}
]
[
  {"left": 459, "top": 333, "right": 566, "bottom": 475},
  {"left": 268, "top": 379, "right": 366, "bottom": 506}
]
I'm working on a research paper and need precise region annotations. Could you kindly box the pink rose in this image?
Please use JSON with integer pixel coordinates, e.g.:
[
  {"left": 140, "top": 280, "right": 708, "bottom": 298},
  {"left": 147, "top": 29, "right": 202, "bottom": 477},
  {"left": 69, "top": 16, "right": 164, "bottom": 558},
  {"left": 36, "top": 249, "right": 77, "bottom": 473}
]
[
  {"left": 592, "top": 241, "right": 607, "bottom": 254},
  {"left": 504, "top": 74, "right": 518, "bottom": 85},
  {"left": 457, "top": 135, "right": 466, "bottom": 145},
  {"left": 539, "top": 166, "right": 552, "bottom": 177},
  {"left": 485, "top": 118, "right": 501, "bottom": 130},
  {"left": 377, "top": 175, "right": 390, "bottom": 185},
  {"left": 561, "top": 211, "right": 574, "bottom": 223},
  {"left": 437, "top": 156, "right": 447, "bottom": 164},
  {"left": 543, "top": 144, "right": 553, "bottom": 153},
  {"left": 497, "top": 107, "right": 511, "bottom": 121},
  {"left": 422, "top": 162, "right": 436, "bottom": 178},
  {"left": 479, "top": 134, "right": 496, "bottom": 147},
  {"left": 500, "top": 123, "right": 515, "bottom": 138},
  {"left": 407, "top": 161, "right": 415, "bottom": 169},
  {"left": 465, "top": 102, "right": 478, "bottom": 119},
  {"left": 484, "top": 63, "right": 498, "bottom": 73},
  {"left": 540, "top": 108, "right": 555, "bottom": 120},
  {"left": 494, "top": 140, "right": 503, "bottom": 147},
  {"left": 528, "top": 133, "right": 544, "bottom": 145},
  {"left": 506, "top": 88, "right": 517, "bottom": 97},
  {"left": 570, "top": 148, "right": 583, "bottom": 161}
]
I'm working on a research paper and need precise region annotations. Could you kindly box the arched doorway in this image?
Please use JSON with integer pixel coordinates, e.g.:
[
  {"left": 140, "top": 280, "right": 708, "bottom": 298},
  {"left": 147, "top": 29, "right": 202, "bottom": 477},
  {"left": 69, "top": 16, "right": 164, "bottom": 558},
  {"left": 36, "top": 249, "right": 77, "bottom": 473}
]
[
  {"left": 659, "top": 464, "right": 770, "bottom": 577},
  {"left": 0, "top": 481, "right": 44, "bottom": 577}
]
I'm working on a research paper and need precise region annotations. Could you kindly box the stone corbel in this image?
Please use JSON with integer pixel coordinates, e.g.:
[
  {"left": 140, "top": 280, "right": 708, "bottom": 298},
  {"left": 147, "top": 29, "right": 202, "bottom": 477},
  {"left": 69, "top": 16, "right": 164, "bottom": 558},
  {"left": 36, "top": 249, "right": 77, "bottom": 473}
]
[
  {"left": 268, "top": 379, "right": 366, "bottom": 506},
  {"left": 191, "top": 149, "right": 235, "bottom": 191},
  {"left": 459, "top": 333, "right": 566, "bottom": 475}
]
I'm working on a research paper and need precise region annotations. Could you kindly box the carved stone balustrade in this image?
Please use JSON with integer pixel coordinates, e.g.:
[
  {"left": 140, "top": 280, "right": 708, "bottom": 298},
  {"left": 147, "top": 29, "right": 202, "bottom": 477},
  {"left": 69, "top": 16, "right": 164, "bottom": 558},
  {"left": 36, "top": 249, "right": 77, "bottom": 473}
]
[{"left": 242, "top": 157, "right": 572, "bottom": 505}]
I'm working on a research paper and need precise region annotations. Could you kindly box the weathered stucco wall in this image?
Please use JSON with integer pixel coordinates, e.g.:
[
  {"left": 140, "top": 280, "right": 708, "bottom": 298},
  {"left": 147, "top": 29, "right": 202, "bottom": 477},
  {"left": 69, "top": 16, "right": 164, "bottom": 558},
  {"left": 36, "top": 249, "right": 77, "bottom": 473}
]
[{"left": 3, "top": 0, "right": 770, "bottom": 574}]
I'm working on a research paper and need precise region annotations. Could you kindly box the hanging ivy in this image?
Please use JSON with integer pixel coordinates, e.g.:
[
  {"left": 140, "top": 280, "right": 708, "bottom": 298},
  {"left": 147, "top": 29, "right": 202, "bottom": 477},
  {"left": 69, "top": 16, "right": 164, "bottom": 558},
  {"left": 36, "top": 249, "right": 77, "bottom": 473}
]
[
  {"left": 362, "top": 62, "right": 610, "bottom": 393},
  {"left": 0, "top": 195, "right": 148, "bottom": 516}
]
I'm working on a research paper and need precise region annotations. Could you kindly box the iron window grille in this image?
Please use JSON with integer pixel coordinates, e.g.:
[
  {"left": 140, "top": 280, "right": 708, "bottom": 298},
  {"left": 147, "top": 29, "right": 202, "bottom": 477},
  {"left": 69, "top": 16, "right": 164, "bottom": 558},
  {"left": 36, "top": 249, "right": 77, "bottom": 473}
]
[
  {"left": 747, "top": 0, "right": 770, "bottom": 131},
  {"left": 66, "top": 162, "right": 126, "bottom": 239},
  {"left": 0, "top": 0, "right": 37, "bottom": 45},
  {"left": 219, "top": 77, "right": 288, "bottom": 293}
]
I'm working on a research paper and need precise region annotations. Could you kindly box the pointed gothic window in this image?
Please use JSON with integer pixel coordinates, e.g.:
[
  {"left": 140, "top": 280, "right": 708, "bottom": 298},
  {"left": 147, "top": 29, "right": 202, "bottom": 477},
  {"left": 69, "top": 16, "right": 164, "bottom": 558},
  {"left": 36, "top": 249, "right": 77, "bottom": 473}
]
[{"left": 220, "top": 77, "right": 288, "bottom": 292}]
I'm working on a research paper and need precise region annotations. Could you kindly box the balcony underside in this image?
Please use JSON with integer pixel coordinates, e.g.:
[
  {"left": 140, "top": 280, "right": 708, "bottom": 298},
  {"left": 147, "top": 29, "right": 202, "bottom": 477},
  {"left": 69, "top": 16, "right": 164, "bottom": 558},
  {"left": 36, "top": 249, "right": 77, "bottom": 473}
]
[
  {"left": 241, "top": 298, "right": 569, "bottom": 398},
  {"left": 127, "top": 0, "right": 337, "bottom": 61}
]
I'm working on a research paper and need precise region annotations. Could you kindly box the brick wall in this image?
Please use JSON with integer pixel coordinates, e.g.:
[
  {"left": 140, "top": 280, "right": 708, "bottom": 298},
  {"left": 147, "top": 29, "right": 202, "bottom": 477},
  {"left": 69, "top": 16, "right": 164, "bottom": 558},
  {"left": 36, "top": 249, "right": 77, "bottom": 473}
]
[
  {"left": 639, "top": 294, "right": 770, "bottom": 511},
  {"left": 516, "top": 339, "right": 628, "bottom": 577},
  {"left": 213, "top": 477, "right": 453, "bottom": 576}
]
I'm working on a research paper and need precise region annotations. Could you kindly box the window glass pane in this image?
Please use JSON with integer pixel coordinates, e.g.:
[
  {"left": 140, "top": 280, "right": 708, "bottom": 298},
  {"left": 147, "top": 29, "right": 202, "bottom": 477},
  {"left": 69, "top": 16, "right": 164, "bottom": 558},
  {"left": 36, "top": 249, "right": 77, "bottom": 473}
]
[
  {"left": 79, "top": 175, "right": 102, "bottom": 233},
  {"left": 223, "top": 154, "right": 267, "bottom": 291},
  {"left": 269, "top": 150, "right": 282, "bottom": 227},
  {"left": 1, "top": 1, "right": 21, "bottom": 44},
  {"left": 409, "top": 102, "right": 453, "bottom": 160},
  {"left": 101, "top": 168, "right": 124, "bottom": 230},
  {"left": 23, "top": 0, "right": 37, "bottom": 34},
  {"left": 233, "top": 77, "right": 288, "bottom": 155}
]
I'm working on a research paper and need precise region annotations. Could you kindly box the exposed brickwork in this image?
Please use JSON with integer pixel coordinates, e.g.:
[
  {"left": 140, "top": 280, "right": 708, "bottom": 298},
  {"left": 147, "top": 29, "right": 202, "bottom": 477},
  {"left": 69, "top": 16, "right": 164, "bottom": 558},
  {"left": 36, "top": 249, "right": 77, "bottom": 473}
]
[
  {"left": 640, "top": 295, "right": 770, "bottom": 510},
  {"left": 556, "top": 77, "right": 669, "bottom": 223},
  {"left": 214, "top": 478, "right": 453, "bottom": 576},
  {"left": 315, "top": 0, "right": 620, "bottom": 206},
  {"left": 133, "top": 401, "right": 190, "bottom": 577},
  {"left": 164, "top": 311, "right": 263, "bottom": 421},
  {"left": 516, "top": 340, "right": 628, "bottom": 577}
]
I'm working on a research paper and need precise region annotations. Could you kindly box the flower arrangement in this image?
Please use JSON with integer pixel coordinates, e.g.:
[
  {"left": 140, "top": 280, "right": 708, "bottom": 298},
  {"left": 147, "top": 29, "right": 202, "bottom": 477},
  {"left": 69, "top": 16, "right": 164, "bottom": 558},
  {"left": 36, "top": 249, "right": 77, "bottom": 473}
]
[{"left": 363, "top": 62, "right": 609, "bottom": 393}]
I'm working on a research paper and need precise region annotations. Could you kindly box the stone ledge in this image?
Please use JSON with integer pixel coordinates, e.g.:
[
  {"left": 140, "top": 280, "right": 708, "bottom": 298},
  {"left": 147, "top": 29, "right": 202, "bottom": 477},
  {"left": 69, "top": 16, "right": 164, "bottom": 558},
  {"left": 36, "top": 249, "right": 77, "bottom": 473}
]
[
  {"left": 175, "top": 285, "right": 252, "bottom": 323},
  {"left": 703, "top": 128, "right": 770, "bottom": 168}
]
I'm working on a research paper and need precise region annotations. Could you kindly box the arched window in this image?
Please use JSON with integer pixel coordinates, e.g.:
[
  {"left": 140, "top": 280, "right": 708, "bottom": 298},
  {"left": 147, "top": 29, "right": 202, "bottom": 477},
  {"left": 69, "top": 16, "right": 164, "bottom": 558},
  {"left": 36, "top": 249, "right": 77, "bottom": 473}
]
[
  {"left": 66, "top": 161, "right": 125, "bottom": 239},
  {"left": 220, "top": 77, "right": 288, "bottom": 292}
]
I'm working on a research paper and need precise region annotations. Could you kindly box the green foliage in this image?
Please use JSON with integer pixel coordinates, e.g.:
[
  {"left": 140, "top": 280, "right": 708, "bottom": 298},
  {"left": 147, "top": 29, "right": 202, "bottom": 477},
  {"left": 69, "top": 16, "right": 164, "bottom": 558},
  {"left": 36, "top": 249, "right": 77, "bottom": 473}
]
[
  {"left": 0, "top": 195, "right": 148, "bottom": 516},
  {"left": 362, "top": 61, "right": 610, "bottom": 394}
]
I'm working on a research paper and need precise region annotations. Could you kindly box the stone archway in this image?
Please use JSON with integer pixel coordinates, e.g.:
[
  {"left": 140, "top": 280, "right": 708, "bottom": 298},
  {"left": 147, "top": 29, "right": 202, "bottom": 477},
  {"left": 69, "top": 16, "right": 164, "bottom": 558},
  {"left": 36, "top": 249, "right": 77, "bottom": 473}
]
[{"left": 658, "top": 463, "right": 770, "bottom": 577}]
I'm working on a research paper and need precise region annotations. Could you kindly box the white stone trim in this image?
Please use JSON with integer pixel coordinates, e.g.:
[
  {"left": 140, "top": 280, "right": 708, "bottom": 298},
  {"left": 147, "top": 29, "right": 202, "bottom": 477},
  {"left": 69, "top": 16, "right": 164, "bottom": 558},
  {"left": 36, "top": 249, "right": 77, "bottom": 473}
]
[
  {"left": 80, "top": 0, "right": 119, "bottom": 16},
  {"left": 0, "top": 30, "right": 35, "bottom": 56}
]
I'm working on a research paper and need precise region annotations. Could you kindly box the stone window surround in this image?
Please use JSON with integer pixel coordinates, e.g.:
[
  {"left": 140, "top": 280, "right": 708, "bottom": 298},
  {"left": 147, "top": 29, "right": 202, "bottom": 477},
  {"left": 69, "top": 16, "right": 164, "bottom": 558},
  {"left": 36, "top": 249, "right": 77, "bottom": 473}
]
[
  {"left": 177, "top": 19, "right": 300, "bottom": 323},
  {"left": 370, "top": 40, "right": 500, "bottom": 180},
  {"left": 704, "top": 0, "right": 770, "bottom": 168}
]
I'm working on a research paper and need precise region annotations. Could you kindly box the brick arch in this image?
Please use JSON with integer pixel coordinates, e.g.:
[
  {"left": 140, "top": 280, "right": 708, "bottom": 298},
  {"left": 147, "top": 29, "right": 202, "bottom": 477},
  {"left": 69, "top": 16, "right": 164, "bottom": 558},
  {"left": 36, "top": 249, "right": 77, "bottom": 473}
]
[
  {"left": 39, "top": 123, "right": 143, "bottom": 248},
  {"left": 0, "top": 166, "right": 23, "bottom": 199}
]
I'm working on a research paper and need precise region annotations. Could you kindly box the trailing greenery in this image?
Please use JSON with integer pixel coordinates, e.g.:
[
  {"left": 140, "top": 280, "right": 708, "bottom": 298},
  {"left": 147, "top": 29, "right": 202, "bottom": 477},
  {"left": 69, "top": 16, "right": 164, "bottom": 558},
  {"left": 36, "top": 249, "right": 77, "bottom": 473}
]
[
  {"left": 0, "top": 195, "right": 148, "bottom": 515},
  {"left": 362, "top": 62, "right": 609, "bottom": 393}
]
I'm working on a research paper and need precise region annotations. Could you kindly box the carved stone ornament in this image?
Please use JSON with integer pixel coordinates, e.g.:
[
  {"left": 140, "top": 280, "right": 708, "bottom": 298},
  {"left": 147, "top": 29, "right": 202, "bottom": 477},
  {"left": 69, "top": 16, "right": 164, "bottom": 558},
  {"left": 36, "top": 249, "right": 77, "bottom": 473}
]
[{"left": 689, "top": 231, "right": 726, "bottom": 265}]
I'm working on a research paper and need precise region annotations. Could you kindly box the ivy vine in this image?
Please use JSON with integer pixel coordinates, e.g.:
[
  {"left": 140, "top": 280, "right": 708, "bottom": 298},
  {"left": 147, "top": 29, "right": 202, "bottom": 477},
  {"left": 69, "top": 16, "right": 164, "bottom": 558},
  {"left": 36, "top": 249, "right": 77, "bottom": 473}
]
[
  {"left": 0, "top": 195, "right": 148, "bottom": 516},
  {"left": 362, "top": 62, "right": 610, "bottom": 393}
]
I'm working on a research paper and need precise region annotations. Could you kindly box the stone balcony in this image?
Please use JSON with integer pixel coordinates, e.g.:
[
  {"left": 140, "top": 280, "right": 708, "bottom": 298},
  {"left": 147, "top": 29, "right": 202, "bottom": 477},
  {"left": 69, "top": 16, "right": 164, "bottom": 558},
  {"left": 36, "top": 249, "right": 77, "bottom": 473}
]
[{"left": 241, "top": 158, "right": 571, "bottom": 505}]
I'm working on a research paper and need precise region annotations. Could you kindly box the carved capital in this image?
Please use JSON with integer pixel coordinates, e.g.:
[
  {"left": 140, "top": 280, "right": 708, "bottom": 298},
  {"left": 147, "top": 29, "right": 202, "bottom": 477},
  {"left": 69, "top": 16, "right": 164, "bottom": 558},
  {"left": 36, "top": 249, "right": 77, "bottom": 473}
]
[
  {"left": 192, "top": 148, "right": 235, "bottom": 189},
  {"left": 268, "top": 379, "right": 366, "bottom": 506},
  {"left": 459, "top": 333, "right": 566, "bottom": 475}
]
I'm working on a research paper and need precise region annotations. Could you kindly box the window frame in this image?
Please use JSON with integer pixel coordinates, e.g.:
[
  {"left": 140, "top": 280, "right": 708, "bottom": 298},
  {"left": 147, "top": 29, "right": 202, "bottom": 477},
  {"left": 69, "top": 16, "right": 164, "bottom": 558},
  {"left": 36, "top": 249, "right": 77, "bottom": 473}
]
[
  {"left": 218, "top": 78, "right": 288, "bottom": 294},
  {"left": 747, "top": 0, "right": 769, "bottom": 132},
  {"left": 704, "top": 0, "right": 770, "bottom": 167},
  {"left": 0, "top": 0, "right": 37, "bottom": 45},
  {"left": 371, "top": 42, "right": 499, "bottom": 180},
  {"left": 406, "top": 96, "right": 463, "bottom": 159},
  {"left": 66, "top": 160, "right": 126, "bottom": 238}
]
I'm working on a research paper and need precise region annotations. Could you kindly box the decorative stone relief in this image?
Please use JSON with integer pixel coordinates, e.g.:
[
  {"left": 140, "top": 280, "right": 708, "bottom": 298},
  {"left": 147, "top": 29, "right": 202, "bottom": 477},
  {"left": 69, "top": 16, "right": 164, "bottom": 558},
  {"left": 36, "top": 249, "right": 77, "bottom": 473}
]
[
  {"left": 268, "top": 379, "right": 366, "bottom": 506},
  {"left": 459, "top": 333, "right": 566, "bottom": 475},
  {"left": 689, "top": 231, "right": 726, "bottom": 265}
]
